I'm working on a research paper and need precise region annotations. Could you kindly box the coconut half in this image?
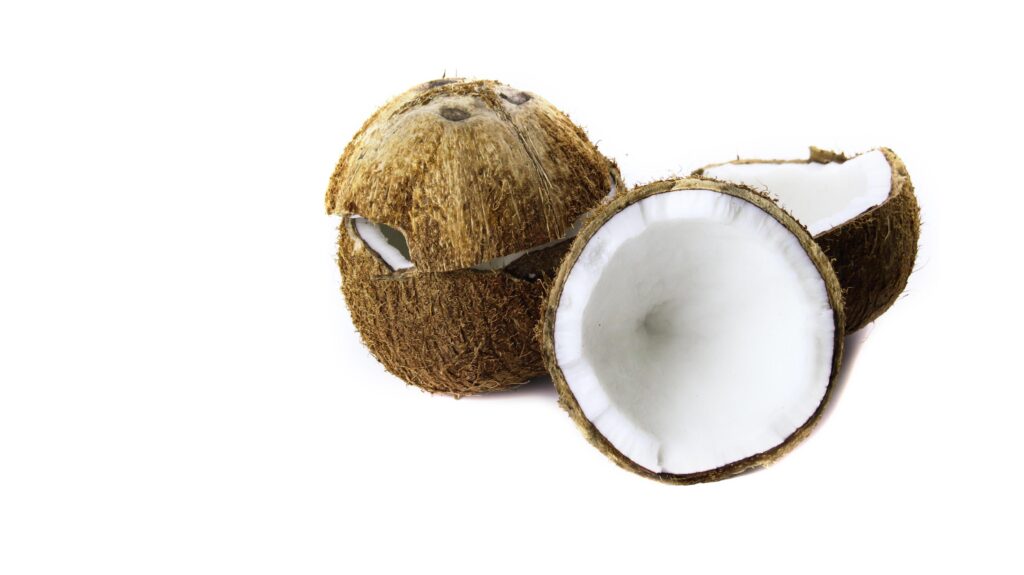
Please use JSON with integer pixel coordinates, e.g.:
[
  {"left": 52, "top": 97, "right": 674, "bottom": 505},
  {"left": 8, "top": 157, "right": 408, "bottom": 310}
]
[
  {"left": 697, "top": 148, "right": 919, "bottom": 332},
  {"left": 327, "top": 78, "right": 620, "bottom": 396},
  {"left": 542, "top": 178, "right": 845, "bottom": 483}
]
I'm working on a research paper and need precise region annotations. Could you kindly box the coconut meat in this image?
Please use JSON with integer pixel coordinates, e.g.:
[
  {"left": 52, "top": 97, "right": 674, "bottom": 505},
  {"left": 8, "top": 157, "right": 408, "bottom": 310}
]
[
  {"left": 350, "top": 217, "right": 414, "bottom": 270},
  {"left": 553, "top": 189, "right": 835, "bottom": 475},
  {"left": 701, "top": 150, "right": 892, "bottom": 236}
]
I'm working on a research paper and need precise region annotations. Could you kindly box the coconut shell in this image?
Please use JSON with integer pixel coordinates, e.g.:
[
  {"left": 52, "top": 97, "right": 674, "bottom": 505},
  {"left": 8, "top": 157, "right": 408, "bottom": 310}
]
[
  {"left": 541, "top": 178, "right": 846, "bottom": 484},
  {"left": 329, "top": 78, "right": 619, "bottom": 395},
  {"left": 326, "top": 78, "right": 617, "bottom": 273},
  {"left": 695, "top": 147, "right": 920, "bottom": 332}
]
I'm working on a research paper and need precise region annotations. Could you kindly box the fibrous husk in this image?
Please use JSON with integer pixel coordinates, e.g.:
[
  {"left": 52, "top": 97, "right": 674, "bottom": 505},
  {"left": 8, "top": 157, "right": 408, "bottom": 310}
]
[
  {"left": 338, "top": 219, "right": 554, "bottom": 396},
  {"left": 695, "top": 147, "right": 920, "bottom": 332},
  {"left": 541, "top": 177, "right": 846, "bottom": 484},
  {"left": 328, "top": 78, "right": 619, "bottom": 395},
  {"left": 326, "top": 78, "right": 618, "bottom": 273}
]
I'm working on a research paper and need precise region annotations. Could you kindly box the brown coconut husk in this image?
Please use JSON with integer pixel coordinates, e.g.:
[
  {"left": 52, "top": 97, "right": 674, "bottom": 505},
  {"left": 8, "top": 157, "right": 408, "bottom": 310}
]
[
  {"left": 694, "top": 147, "right": 920, "bottom": 332},
  {"left": 540, "top": 178, "right": 846, "bottom": 484},
  {"left": 326, "top": 78, "right": 616, "bottom": 273},
  {"left": 328, "top": 78, "right": 620, "bottom": 395},
  {"left": 338, "top": 219, "right": 553, "bottom": 396}
]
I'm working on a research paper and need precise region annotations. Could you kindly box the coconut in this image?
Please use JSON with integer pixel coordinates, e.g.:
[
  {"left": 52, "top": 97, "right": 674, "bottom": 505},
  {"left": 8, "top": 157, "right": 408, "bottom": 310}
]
[
  {"left": 696, "top": 148, "right": 919, "bottom": 332},
  {"left": 541, "top": 178, "right": 845, "bottom": 484},
  {"left": 327, "top": 78, "right": 620, "bottom": 396}
]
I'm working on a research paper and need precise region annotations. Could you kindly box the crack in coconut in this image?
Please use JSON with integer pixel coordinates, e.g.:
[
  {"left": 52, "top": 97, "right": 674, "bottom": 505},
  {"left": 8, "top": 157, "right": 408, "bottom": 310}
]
[
  {"left": 348, "top": 173, "right": 620, "bottom": 275},
  {"left": 696, "top": 147, "right": 920, "bottom": 332},
  {"left": 349, "top": 217, "right": 415, "bottom": 271},
  {"left": 543, "top": 178, "right": 845, "bottom": 483}
]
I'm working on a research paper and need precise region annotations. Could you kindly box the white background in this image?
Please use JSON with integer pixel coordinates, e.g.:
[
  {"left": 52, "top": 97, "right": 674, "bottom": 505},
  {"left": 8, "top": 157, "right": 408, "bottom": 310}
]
[{"left": 1, "top": 1, "right": 1021, "bottom": 573}]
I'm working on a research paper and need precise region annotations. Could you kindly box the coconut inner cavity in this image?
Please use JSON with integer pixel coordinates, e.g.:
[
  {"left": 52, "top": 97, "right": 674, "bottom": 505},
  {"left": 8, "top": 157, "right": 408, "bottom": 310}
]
[
  {"left": 701, "top": 150, "right": 891, "bottom": 235},
  {"left": 350, "top": 217, "right": 414, "bottom": 270},
  {"left": 553, "top": 190, "right": 835, "bottom": 475}
]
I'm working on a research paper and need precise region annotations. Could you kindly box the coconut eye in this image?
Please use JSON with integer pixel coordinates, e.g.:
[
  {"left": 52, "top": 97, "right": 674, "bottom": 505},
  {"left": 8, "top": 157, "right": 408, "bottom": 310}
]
[
  {"left": 439, "top": 107, "right": 470, "bottom": 122},
  {"left": 350, "top": 217, "right": 414, "bottom": 270},
  {"left": 500, "top": 91, "right": 532, "bottom": 105}
]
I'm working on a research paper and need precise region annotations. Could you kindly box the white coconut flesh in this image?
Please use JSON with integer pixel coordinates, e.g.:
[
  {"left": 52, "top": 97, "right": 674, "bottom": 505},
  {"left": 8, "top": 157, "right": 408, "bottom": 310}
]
[
  {"left": 553, "top": 189, "right": 836, "bottom": 475},
  {"left": 348, "top": 177, "right": 619, "bottom": 272},
  {"left": 701, "top": 150, "right": 892, "bottom": 236},
  {"left": 350, "top": 217, "right": 415, "bottom": 270}
]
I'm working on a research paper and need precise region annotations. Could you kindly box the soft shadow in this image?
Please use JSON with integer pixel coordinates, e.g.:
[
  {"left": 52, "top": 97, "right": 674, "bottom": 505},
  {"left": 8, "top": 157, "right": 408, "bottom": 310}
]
[
  {"left": 464, "top": 374, "right": 558, "bottom": 402},
  {"left": 818, "top": 326, "right": 872, "bottom": 425}
]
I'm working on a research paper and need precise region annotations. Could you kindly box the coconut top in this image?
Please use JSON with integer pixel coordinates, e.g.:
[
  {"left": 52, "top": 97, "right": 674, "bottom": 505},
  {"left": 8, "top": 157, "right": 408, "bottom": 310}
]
[{"left": 326, "top": 78, "right": 616, "bottom": 272}]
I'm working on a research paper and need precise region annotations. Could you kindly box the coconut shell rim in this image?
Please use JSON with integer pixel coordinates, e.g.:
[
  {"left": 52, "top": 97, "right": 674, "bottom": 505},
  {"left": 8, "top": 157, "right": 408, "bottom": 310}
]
[
  {"left": 540, "top": 177, "right": 846, "bottom": 484},
  {"left": 339, "top": 158, "right": 624, "bottom": 279}
]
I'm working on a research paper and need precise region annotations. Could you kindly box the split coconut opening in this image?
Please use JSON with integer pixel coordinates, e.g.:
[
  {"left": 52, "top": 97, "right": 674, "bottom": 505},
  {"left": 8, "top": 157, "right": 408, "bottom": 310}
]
[
  {"left": 349, "top": 176, "right": 619, "bottom": 273},
  {"left": 350, "top": 217, "right": 415, "bottom": 270},
  {"left": 701, "top": 150, "right": 891, "bottom": 236},
  {"left": 551, "top": 187, "right": 837, "bottom": 476}
]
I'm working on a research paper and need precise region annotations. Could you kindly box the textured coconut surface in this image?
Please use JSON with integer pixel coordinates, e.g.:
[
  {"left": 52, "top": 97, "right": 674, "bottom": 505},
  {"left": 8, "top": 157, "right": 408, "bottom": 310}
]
[
  {"left": 328, "top": 78, "right": 621, "bottom": 395},
  {"left": 326, "top": 78, "right": 617, "bottom": 273},
  {"left": 696, "top": 148, "right": 920, "bottom": 332},
  {"left": 338, "top": 218, "right": 553, "bottom": 396},
  {"left": 541, "top": 178, "right": 846, "bottom": 484}
]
